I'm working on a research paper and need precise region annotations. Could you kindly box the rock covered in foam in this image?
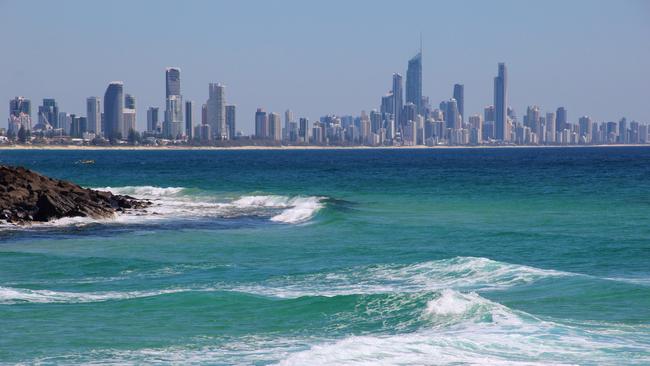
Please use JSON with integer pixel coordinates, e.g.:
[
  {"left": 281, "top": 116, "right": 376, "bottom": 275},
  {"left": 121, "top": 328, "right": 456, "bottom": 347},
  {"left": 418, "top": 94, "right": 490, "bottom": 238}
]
[{"left": 0, "top": 165, "right": 151, "bottom": 224}]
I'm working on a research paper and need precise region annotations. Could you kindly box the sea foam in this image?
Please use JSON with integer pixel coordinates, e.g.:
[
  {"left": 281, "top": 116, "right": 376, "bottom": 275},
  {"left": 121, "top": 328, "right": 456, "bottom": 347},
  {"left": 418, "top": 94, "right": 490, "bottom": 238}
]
[
  {"left": 0, "top": 186, "right": 326, "bottom": 228},
  {"left": 234, "top": 256, "right": 569, "bottom": 298},
  {"left": 0, "top": 285, "right": 187, "bottom": 305},
  {"left": 27, "top": 291, "right": 650, "bottom": 365}
]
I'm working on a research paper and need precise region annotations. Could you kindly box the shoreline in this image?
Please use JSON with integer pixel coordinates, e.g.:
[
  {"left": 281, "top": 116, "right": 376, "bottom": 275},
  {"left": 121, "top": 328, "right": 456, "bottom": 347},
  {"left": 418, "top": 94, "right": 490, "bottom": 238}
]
[{"left": 0, "top": 144, "right": 648, "bottom": 151}]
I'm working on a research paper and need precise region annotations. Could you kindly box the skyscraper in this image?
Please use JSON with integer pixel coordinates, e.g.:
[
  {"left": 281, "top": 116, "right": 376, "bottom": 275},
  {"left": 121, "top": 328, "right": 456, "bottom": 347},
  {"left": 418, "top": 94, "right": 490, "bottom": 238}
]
[
  {"left": 226, "top": 105, "right": 236, "bottom": 140},
  {"left": 165, "top": 67, "right": 181, "bottom": 98},
  {"left": 86, "top": 97, "right": 101, "bottom": 134},
  {"left": 123, "top": 94, "right": 136, "bottom": 135},
  {"left": 185, "top": 100, "right": 194, "bottom": 139},
  {"left": 147, "top": 107, "right": 159, "bottom": 133},
  {"left": 35, "top": 99, "right": 57, "bottom": 130},
  {"left": 494, "top": 63, "right": 508, "bottom": 141},
  {"left": 392, "top": 73, "right": 403, "bottom": 131},
  {"left": 269, "top": 112, "right": 282, "bottom": 141},
  {"left": 207, "top": 83, "right": 226, "bottom": 139},
  {"left": 164, "top": 68, "right": 183, "bottom": 139},
  {"left": 284, "top": 109, "right": 294, "bottom": 141},
  {"left": 578, "top": 116, "right": 592, "bottom": 142},
  {"left": 299, "top": 117, "right": 309, "bottom": 143},
  {"left": 381, "top": 93, "right": 394, "bottom": 116},
  {"left": 9, "top": 96, "right": 31, "bottom": 117},
  {"left": 618, "top": 118, "right": 627, "bottom": 143},
  {"left": 164, "top": 96, "right": 183, "bottom": 138},
  {"left": 255, "top": 108, "right": 268, "bottom": 139},
  {"left": 525, "top": 105, "right": 541, "bottom": 136},
  {"left": 103, "top": 82, "right": 124, "bottom": 139},
  {"left": 556, "top": 107, "right": 567, "bottom": 132},
  {"left": 453, "top": 84, "right": 464, "bottom": 124},
  {"left": 124, "top": 94, "right": 136, "bottom": 110},
  {"left": 445, "top": 98, "right": 460, "bottom": 130},
  {"left": 405, "top": 52, "right": 422, "bottom": 115},
  {"left": 546, "top": 112, "right": 556, "bottom": 143}
]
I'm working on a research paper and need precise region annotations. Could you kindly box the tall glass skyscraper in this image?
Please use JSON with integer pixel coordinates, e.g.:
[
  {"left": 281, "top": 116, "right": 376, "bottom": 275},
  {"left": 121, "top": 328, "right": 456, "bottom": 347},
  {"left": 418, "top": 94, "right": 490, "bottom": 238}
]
[
  {"left": 207, "top": 83, "right": 226, "bottom": 139},
  {"left": 165, "top": 67, "right": 181, "bottom": 98},
  {"left": 392, "top": 73, "right": 403, "bottom": 131},
  {"left": 556, "top": 107, "right": 567, "bottom": 132},
  {"left": 36, "top": 98, "right": 58, "bottom": 129},
  {"left": 124, "top": 94, "right": 136, "bottom": 109},
  {"left": 164, "top": 67, "right": 183, "bottom": 139},
  {"left": 405, "top": 52, "right": 422, "bottom": 116},
  {"left": 255, "top": 108, "right": 268, "bottom": 139},
  {"left": 103, "top": 82, "right": 124, "bottom": 139},
  {"left": 147, "top": 107, "right": 159, "bottom": 133},
  {"left": 185, "top": 100, "right": 194, "bottom": 139},
  {"left": 453, "top": 84, "right": 464, "bottom": 124},
  {"left": 9, "top": 96, "right": 31, "bottom": 117},
  {"left": 226, "top": 105, "right": 236, "bottom": 140},
  {"left": 86, "top": 97, "right": 101, "bottom": 134},
  {"left": 445, "top": 98, "right": 460, "bottom": 130},
  {"left": 493, "top": 63, "right": 508, "bottom": 141}
]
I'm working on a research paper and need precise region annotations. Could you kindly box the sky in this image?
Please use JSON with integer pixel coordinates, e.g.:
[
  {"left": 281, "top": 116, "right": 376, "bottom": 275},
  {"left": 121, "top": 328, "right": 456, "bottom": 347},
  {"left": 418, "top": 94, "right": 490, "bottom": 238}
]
[{"left": 1, "top": 0, "right": 649, "bottom": 134}]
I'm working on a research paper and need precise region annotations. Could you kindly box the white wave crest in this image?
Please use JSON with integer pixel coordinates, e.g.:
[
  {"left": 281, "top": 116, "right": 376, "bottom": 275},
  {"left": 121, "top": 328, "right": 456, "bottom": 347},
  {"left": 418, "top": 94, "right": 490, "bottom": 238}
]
[
  {"left": 32, "top": 292, "right": 650, "bottom": 365},
  {"left": 273, "top": 290, "right": 650, "bottom": 365},
  {"left": 230, "top": 195, "right": 325, "bottom": 224},
  {"left": 0, "top": 285, "right": 188, "bottom": 304},
  {"left": 96, "top": 186, "right": 186, "bottom": 197},
  {"left": 0, "top": 186, "right": 326, "bottom": 228},
  {"left": 103, "top": 187, "right": 324, "bottom": 224},
  {"left": 235, "top": 256, "right": 569, "bottom": 298}
]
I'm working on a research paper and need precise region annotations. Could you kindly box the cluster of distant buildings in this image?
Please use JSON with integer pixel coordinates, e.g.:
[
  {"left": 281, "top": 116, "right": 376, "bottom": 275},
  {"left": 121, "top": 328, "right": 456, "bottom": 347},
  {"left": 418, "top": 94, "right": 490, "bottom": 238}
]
[{"left": 4, "top": 55, "right": 649, "bottom": 147}]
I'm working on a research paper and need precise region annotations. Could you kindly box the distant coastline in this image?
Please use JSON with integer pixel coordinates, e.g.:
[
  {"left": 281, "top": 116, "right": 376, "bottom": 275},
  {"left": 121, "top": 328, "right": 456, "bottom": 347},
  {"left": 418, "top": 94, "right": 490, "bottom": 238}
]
[{"left": 0, "top": 144, "right": 648, "bottom": 151}]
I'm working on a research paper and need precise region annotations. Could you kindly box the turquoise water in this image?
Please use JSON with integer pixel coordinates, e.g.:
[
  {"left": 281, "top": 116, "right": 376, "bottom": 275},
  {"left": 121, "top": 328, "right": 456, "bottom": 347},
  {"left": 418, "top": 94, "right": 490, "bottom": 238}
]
[{"left": 1, "top": 147, "right": 649, "bottom": 365}]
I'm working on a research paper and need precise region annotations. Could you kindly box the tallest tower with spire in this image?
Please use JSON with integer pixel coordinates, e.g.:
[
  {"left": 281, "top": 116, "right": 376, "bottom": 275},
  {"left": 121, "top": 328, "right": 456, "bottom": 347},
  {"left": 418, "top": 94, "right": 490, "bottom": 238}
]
[{"left": 405, "top": 37, "right": 423, "bottom": 116}]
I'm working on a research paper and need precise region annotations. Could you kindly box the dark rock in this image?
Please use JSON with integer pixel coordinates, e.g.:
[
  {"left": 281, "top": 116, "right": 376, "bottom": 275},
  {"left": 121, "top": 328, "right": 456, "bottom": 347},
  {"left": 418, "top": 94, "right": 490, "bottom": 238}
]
[{"left": 0, "top": 165, "right": 151, "bottom": 224}]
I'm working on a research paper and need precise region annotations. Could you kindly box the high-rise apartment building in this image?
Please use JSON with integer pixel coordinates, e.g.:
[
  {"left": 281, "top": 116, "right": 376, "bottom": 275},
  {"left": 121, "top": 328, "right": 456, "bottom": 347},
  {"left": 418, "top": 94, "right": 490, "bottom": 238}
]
[
  {"left": 86, "top": 97, "right": 101, "bottom": 134},
  {"left": 164, "top": 68, "right": 183, "bottom": 139},
  {"left": 405, "top": 52, "right": 422, "bottom": 115},
  {"left": 269, "top": 112, "right": 282, "bottom": 141},
  {"left": 493, "top": 63, "right": 508, "bottom": 141},
  {"left": 453, "top": 84, "right": 464, "bottom": 124},
  {"left": 226, "top": 105, "right": 236, "bottom": 140},
  {"left": 38, "top": 98, "right": 58, "bottom": 129},
  {"left": 556, "top": 107, "right": 567, "bottom": 132},
  {"left": 103, "top": 82, "right": 124, "bottom": 139},
  {"left": 392, "top": 73, "right": 403, "bottom": 131},
  {"left": 185, "top": 100, "right": 194, "bottom": 139},
  {"left": 255, "top": 108, "right": 268, "bottom": 139},
  {"left": 207, "top": 83, "right": 226, "bottom": 139},
  {"left": 445, "top": 98, "right": 460, "bottom": 130},
  {"left": 165, "top": 67, "right": 181, "bottom": 98},
  {"left": 147, "top": 107, "right": 159, "bottom": 133}
]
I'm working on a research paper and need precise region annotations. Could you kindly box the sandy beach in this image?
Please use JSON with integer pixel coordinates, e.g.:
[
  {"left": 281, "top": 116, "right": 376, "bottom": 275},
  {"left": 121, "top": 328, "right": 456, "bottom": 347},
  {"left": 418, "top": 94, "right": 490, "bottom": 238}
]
[{"left": 0, "top": 144, "right": 647, "bottom": 151}]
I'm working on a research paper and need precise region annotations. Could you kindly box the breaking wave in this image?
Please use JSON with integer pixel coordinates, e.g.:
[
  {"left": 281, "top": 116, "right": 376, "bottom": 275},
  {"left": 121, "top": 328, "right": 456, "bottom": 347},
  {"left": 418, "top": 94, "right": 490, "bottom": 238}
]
[
  {"left": 0, "top": 186, "right": 326, "bottom": 228},
  {"left": 274, "top": 289, "right": 650, "bottom": 365},
  {"left": 99, "top": 186, "right": 325, "bottom": 224},
  {"left": 5, "top": 256, "right": 650, "bottom": 364},
  {"left": 234, "top": 256, "right": 570, "bottom": 298},
  {"left": 0, "top": 257, "right": 564, "bottom": 304},
  {"left": 24, "top": 289, "right": 650, "bottom": 365},
  {"left": 0, "top": 286, "right": 187, "bottom": 305}
]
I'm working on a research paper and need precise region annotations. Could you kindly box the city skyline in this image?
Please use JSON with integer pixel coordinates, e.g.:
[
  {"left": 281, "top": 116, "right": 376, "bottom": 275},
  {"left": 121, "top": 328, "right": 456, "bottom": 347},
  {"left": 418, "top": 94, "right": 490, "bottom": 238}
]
[
  {"left": 5, "top": 56, "right": 650, "bottom": 147},
  {"left": 1, "top": 0, "right": 649, "bottom": 134}
]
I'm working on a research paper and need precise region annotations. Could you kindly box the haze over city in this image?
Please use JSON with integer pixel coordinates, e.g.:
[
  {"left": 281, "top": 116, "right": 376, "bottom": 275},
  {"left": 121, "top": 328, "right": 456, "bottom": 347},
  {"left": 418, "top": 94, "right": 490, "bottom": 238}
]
[{"left": 2, "top": 0, "right": 649, "bottom": 134}]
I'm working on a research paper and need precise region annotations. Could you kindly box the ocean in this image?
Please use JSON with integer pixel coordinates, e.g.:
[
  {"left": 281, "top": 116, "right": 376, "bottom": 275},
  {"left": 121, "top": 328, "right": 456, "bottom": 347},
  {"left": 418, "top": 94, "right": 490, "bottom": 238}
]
[{"left": 1, "top": 147, "right": 649, "bottom": 365}]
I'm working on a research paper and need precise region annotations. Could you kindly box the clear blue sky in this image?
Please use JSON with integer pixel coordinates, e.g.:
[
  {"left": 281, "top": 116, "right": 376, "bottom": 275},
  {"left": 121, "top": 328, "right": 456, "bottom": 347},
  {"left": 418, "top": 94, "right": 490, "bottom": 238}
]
[{"left": 1, "top": 0, "right": 649, "bottom": 133}]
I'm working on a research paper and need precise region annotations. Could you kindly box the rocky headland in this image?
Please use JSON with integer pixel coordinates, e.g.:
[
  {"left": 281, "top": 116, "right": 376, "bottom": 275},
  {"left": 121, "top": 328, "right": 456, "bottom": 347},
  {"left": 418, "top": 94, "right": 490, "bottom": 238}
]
[{"left": 0, "top": 165, "right": 150, "bottom": 224}]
